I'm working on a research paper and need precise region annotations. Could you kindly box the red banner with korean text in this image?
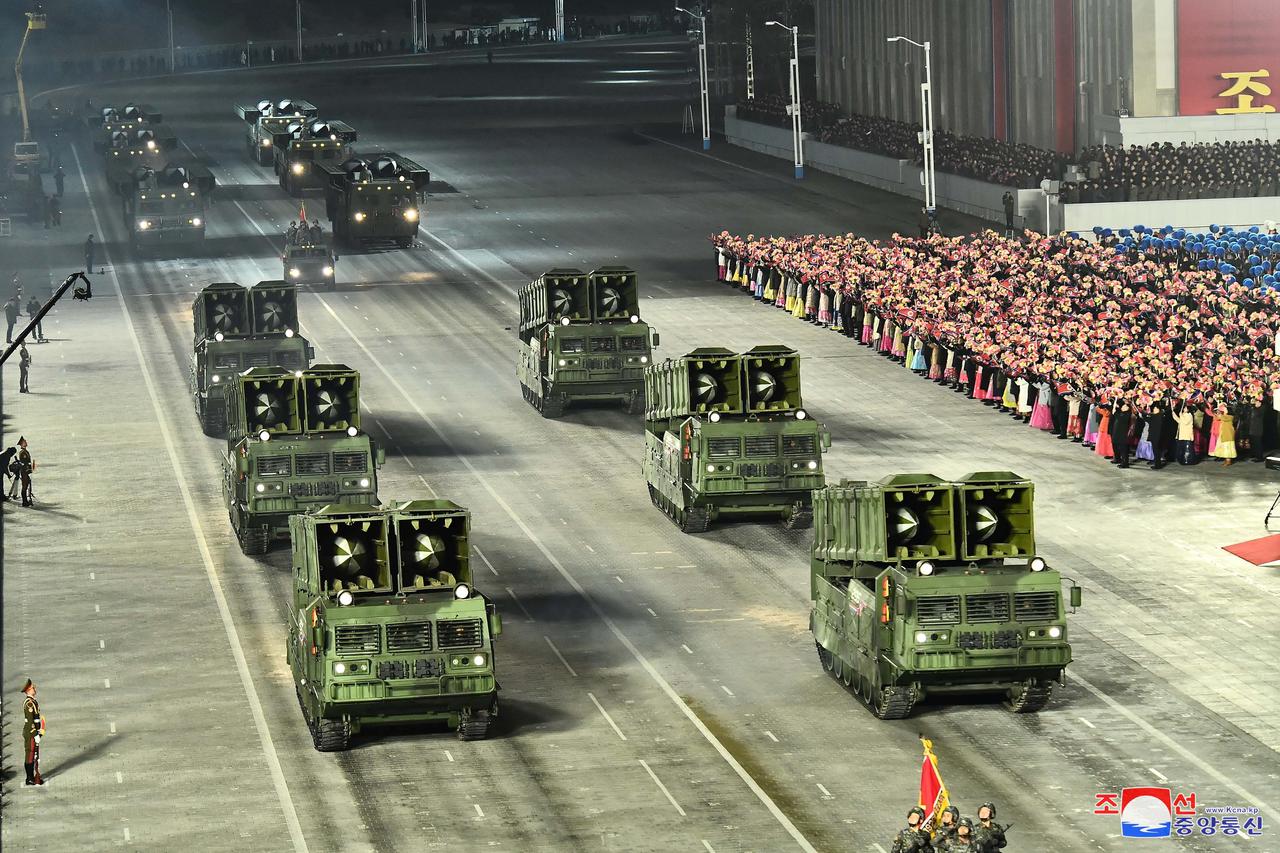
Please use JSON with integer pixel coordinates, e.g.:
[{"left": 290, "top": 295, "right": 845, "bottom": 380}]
[{"left": 1177, "top": 0, "right": 1280, "bottom": 115}]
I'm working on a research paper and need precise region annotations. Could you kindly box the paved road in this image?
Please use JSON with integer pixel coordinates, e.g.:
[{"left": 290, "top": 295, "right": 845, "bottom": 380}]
[{"left": 3, "top": 35, "right": 1277, "bottom": 852}]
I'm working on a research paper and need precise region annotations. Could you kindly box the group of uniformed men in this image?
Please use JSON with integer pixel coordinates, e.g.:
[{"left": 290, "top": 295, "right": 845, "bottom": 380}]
[
  {"left": 286, "top": 219, "right": 324, "bottom": 246},
  {"left": 892, "top": 803, "right": 1008, "bottom": 852}
]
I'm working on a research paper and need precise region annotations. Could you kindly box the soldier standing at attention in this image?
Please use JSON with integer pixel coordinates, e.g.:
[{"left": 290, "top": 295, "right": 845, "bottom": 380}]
[
  {"left": 934, "top": 806, "right": 961, "bottom": 849},
  {"left": 84, "top": 234, "right": 96, "bottom": 273},
  {"left": 16, "top": 436, "right": 35, "bottom": 506},
  {"left": 891, "top": 806, "right": 935, "bottom": 853},
  {"left": 943, "top": 818, "right": 977, "bottom": 850},
  {"left": 22, "top": 679, "right": 45, "bottom": 786},
  {"left": 5, "top": 295, "right": 19, "bottom": 343},
  {"left": 26, "top": 294, "right": 45, "bottom": 343},
  {"left": 973, "top": 803, "right": 1007, "bottom": 851},
  {"left": 286, "top": 221, "right": 298, "bottom": 245},
  {"left": 19, "top": 344, "right": 31, "bottom": 393}
]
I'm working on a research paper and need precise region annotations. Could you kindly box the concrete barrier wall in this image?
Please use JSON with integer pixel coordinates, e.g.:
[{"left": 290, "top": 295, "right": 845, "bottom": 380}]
[
  {"left": 1063, "top": 197, "right": 1280, "bottom": 234},
  {"left": 1093, "top": 112, "right": 1280, "bottom": 147}
]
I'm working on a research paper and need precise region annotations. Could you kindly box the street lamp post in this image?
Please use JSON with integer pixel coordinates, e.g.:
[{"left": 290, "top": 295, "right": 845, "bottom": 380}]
[
  {"left": 296, "top": 1, "right": 303, "bottom": 62},
  {"left": 767, "top": 20, "right": 802, "bottom": 179},
  {"left": 887, "top": 35, "right": 935, "bottom": 218},
  {"left": 675, "top": 5, "right": 710, "bottom": 150},
  {"left": 167, "top": 0, "right": 175, "bottom": 73}
]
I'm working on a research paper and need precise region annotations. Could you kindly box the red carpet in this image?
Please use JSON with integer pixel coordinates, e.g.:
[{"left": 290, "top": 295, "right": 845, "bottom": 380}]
[{"left": 1223, "top": 534, "right": 1280, "bottom": 565}]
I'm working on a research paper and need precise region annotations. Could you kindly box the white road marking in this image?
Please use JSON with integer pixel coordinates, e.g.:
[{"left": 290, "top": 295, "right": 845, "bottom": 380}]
[
  {"left": 544, "top": 635, "right": 578, "bottom": 677},
  {"left": 639, "top": 759, "right": 686, "bottom": 817},
  {"left": 1078, "top": 717, "right": 1096, "bottom": 729},
  {"left": 416, "top": 474, "right": 438, "bottom": 497},
  {"left": 444, "top": 750, "right": 454, "bottom": 762},
  {"left": 764, "top": 731, "right": 779, "bottom": 742},
  {"left": 123, "top": 827, "right": 131, "bottom": 842},
  {"left": 473, "top": 545, "right": 500, "bottom": 576},
  {"left": 473, "top": 804, "right": 484, "bottom": 818},
  {"left": 654, "top": 550, "right": 673, "bottom": 555},
  {"left": 588, "top": 692, "right": 628, "bottom": 741},
  {"left": 646, "top": 607, "right": 658, "bottom": 617},
  {"left": 116, "top": 771, "right": 123, "bottom": 784},
  {"left": 75, "top": 144, "right": 310, "bottom": 853},
  {"left": 615, "top": 576, "right": 625, "bottom": 583},
  {"left": 398, "top": 450, "right": 416, "bottom": 469},
  {"left": 816, "top": 783, "right": 832, "bottom": 798},
  {"left": 585, "top": 544, "right": 595, "bottom": 553},
  {"left": 89, "top": 572, "right": 95, "bottom": 580},
  {"left": 677, "top": 564, "right": 697, "bottom": 569},
  {"left": 1068, "top": 671, "right": 1280, "bottom": 821},
  {"left": 109, "top": 722, "right": 116, "bottom": 735},
  {"left": 314, "top": 280, "right": 819, "bottom": 852},
  {"left": 702, "top": 841, "right": 715, "bottom": 853},
  {"left": 1150, "top": 767, "right": 1169, "bottom": 782},
  {"left": 720, "top": 685, "right": 735, "bottom": 697},
  {"left": 505, "top": 587, "right": 536, "bottom": 621},
  {"left": 681, "top": 644, "right": 694, "bottom": 655},
  {"left": 104, "top": 678, "right": 110, "bottom": 689},
  {"left": 99, "top": 640, "right": 105, "bottom": 650},
  {"left": 873, "top": 845, "right": 889, "bottom": 853}
]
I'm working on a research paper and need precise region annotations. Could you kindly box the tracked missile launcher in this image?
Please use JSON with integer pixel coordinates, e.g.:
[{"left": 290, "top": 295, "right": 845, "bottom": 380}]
[
  {"left": 190, "top": 281, "right": 312, "bottom": 437},
  {"left": 517, "top": 267, "right": 658, "bottom": 417},
  {"left": 273, "top": 119, "right": 358, "bottom": 195},
  {"left": 235, "top": 99, "right": 318, "bottom": 165},
  {"left": 121, "top": 164, "right": 215, "bottom": 249},
  {"left": 288, "top": 500, "right": 502, "bottom": 751},
  {"left": 319, "top": 153, "right": 429, "bottom": 247},
  {"left": 809, "top": 472, "right": 1080, "bottom": 719},
  {"left": 643, "top": 346, "right": 827, "bottom": 532},
  {"left": 223, "top": 363, "right": 382, "bottom": 554}
]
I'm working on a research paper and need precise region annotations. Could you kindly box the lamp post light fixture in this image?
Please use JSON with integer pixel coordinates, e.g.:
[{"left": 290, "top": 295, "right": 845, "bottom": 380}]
[
  {"left": 676, "top": 5, "right": 710, "bottom": 150},
  {"left": 767, "top": 20, "right": 803, "bottom": 179},
  {"left": 887, "top": 35, "right": 935, "bottom": 216}
]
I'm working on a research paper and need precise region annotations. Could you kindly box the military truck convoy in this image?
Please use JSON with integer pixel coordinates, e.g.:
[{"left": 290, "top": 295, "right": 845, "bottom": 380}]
[
  {"left": 809, "top": 473, "right": 1080, "bottom": 718},
  {"left": 517, "top": 267, "right": 658, "bottom": 417},
  {"left": 235, "top": 99, "right": 318, "bottom": 165},
  {"left": 319, "top": 153, "right": 429, "bottom": 247}
]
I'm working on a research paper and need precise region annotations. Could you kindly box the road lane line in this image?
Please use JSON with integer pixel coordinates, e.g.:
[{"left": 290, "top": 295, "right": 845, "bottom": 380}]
[
  {"left": 444, "top": 750, "right": 454, "bottom": 762},
  {"left": 104, "top": 678, "right": 110, "bottom": 689},
  {"left": 74, "top": 144, "right": 310, "bottom": 853},
  {"left": 472, "top": 545, "right": 500, "bottom": 576},
  {"left": 116, "top": 771, "right": 123, "bottom": 784},
  {"left": 720, "top": 685, "right": 734, "bottom": 697},
  {"left": 505, "top": 586, "right": 536, "bottom": 621},
  {"left": 1078, "top": 717, "right": 1096, "bottom": 729},
  {"left": 764, "top": 731, "right": 779, "bottom": 743},
  {"left": 109, "top": 722, "right": 116, "bottom": 735},
  {"left": 816, "top": 783, "right": 831, "bottom": 798},
  {"left": 1150, "top": 767, "right": 1169, "bottom": 782},
  {"left": 473, "top": 804, "right": 484, "bottom": 818},
  {"left": 588, "top": 692, "right": 628, "bottom": 741},
  {"left": 681, "top": 644, "right": 693, "bottom": 655},
  {"left": 313, "top": 259, "right": 820, "bottom": 852},
  {"left": 544, "top": 635, "right": 578, "bottom": 677},
  {"left": 702, "top": 841, "right": 715, "bottom": 853},
  {"left": 639, "top": 759, "right": 686, "bottom": 817}
]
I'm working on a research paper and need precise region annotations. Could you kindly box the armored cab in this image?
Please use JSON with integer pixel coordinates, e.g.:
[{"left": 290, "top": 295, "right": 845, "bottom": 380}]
[
  {"left": 273, "top": 118, "right": 358, "bottom": 195},
  {"left": 90, "top": 103, "right": 163, "bottom": 152},
  {"left": 283, "top": 227, "right": 338, "bottom": 288},
  {"left": 222, "top": 363, "right": 382, "bottom": 555},
  {"left": 101, "top": 125, "right": 176, "bottom": 177},
  {"left": 235, "top": 98, "right": 318, "bottom": 165},
  {"left": 190, "top": 281, "right": 312, "bottom": 437},
  {"left": 318, "top": 153, "right": 428, "bottom": 247},
  {"left": 517, "top": 266, "right": 659, "bottom": 417},
  {"left": 122, "top": 164, "right": 216, "bottom": 249},
  {"left": 809, "top": 472, "right": 1080, "bottom": 719},
  {"left": 642, "top": 345, "right": 827, "bottom": 532},
  {"left": 288, "top": 500, "right": 502, "bottom": 750}
]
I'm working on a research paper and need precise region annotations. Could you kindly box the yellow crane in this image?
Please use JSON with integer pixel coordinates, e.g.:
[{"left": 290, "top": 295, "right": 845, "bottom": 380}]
[{"left": 13, "top": 8, "right": 47, "bottom": 171}]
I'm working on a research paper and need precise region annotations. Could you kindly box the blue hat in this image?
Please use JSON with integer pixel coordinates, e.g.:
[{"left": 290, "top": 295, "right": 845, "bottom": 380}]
[
  {"left": 1134, "top": 224, "right": 1146, "bottom": 233},
  {"left": 1193, "top": 242, "right": 1204, "bottom": 252},
  {"left": 1119, "top": 228, "right": 1131, "bottom": 237},
  {"left": 1116, "top": 245, "right": 1128, "bottom": 254},
  {"left": 1266, "top": 274, "right": 1276, "bottom": 284},
  {"left": 1174, "top": 228, "right": 1186, "bottom": 239},
  {"left": 1092, "top": 226, "right": 1103, "bottom": 234},
  {"left": 1250, "top": 225, "right": 1261, "bottom": 233},
  {"left": 1210, "top": 224, "right": 1220, "bottom": 233}
]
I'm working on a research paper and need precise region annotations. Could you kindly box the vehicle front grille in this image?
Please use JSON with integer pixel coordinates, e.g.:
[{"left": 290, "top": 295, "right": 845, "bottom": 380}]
[
  {"left": 620, "top": 336, "right": 646, "bottom": 352},
  {"left": 334, "top": 624, "right": 381, "bottom": 655},
  {"left": 586, "top": 357, "right": 621, "bottom": 370},
  {"left": 333, "top": 452, "right": 367, "bottom": 474},
  {"left": 287, "top": 480, "right": 337, "bottom": 497},
  {"left": 782, "top": 434, "right": 818, "bottom": 455},
  {"left": 294, "top": 453, "right": 330, "bottom": 475},
  {"left": 916, "top": 595, "right": 962, "bottom": 626},
  {"left": 744, "top": 436, "right": 779, "bottom": 456},
  {"left": 376, "top": 661, "right": 408, "bottom": 679},
  {"left": 707, "top": 437, "right": 741, "bottom": 458},
  {"left": 275, "top": 351, "right": 301, "bottom": 368},
  {"left": 386, "top": 621, "right": 433, "bottom": 654},
  {"left": 1015, "top": 591, "right": 1058, "bottom": 622},
  {"left": 244, "top": 352, "right": 274, "bottom": 367},
  {"left": 589, "top": 337, "right": 617, "bottom": 352},
  {"left": 437, "top": 618, "right": 483, "bottom": 650},
  {"left": 559, "top": 339, "right": 585, "bottom": 354},
  {"left": 738, "top": 462, "right": 784, "bottom": 478},
  {"left": 257, "top": 455, "right": 291, "bottom": 476},
  {"left": 965, "top": 593, "right": 1011, "bottom": 623}
]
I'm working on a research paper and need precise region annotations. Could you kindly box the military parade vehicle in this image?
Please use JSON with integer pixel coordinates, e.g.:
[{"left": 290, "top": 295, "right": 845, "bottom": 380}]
[
  {"left": 318, "top": 153, "right": 429, "bottom": 247},
  {"left": 190, "top": 281, "right": 313, "bottom": 437},
  {"left": 288, "top": 500, "right": 502, "bottom": 750},
  {"left": 235, "top": 98, "right": 318, "bottom": 165},
  {"left": 273, "top": 119, "right": 358, "bottom": 195},
  {"left": 517, "top": 267, "right": 659, "bottom": 417},
  {"left": 223, "top": 363, "right": 383, "bottom": 555},
  {"left": 89, "top": 102, "right": 163, "bottom": 152},
  {"left": 809, "top": 472, "right": 1081, "bottom": 719},
  {"left": 117, "top": 164, "right": 216, "bottom": 249},
  {"left": 284, "top": 232, "right": 339, "bottom": 288},
  {"left": 643, "top": 346, "right": 828, "bottom": 532}
]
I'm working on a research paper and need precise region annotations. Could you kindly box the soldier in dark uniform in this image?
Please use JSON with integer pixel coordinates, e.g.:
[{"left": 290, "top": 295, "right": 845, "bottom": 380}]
[
  {"left": 942, "top": 817, "right": 977, "bottom": 850},
  {"left": 16, "top": 436, "right": 34, "bottom": 506},
  {"left": 891, "top": 806, "right": 935, "bottom": 853},
  {"left": 1002, "top": 191, "right": 1016, "bottom": 236},
  {"left": 973, "top": 803, "right": 1008, "bottom": 851},
  {"left": 19, "top": 344, "right": 31, "bottom": 393},
  {"left": 934, "top": 805, "right": 961, "bottom": 849},
  {"left": 286, "top": 221, "right": 299, "bottom": 245},
  {"left": 22, "top": 679, "right": 45, "bottom": 785}
]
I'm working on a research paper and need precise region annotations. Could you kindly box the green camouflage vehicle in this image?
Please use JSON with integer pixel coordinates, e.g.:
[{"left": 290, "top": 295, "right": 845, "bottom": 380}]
[
  {"left": 101, "top": 126, "right": 175, "bottom": 184},
  {"left": 235, "top": 99, "right": 318, "bottom": 165},
  {"left": 273, "top": 119, "right": 357, "bottom": 195},
  {"left": 222, "top": 363, "right": 382, "bottom": 555},
  {"left": 190, "top": 281, "right": 312, "bottom": 437},
  {"left": 288, "top": 500, "right": 502, "bottom": 750},
  {"left": 517, "top": 267, "right": 659, "bottom": 418},
  {"left": 88, "top": 103, "right": 164, "bottom": 154},
  {"left": 119, "top": 164, "right": 216, "bottom": 249},
  {"left": 809, "top": 472, "right": 1081, "bottom": 719},
  {"left": 643, "top": 346, "right": 828, "bottom": 532},
  {"left": 318, "top": 153, "right": 428, "bottom": 247}
]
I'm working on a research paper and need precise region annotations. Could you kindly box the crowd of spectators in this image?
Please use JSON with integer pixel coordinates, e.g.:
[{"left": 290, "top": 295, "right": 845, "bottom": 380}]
[
  {"left": 736, "top": 95, "right": 842, "bottom": 133},
  {"left": 1067, "top": 140, "right": 1280, "bottom": 202},
  {"left": 710, "top": 225, "right": 1280, "bottom": 467}
]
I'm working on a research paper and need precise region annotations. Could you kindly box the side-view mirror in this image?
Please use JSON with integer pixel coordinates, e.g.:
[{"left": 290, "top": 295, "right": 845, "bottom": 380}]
[
  {"left": 1070, "top": 585, "right": 1082, "bottom": 610},
  {"left": 333, "top": 254, "right": 340, "bottom": 262},
  {"left": 650, "top": 331, "right": 660, "bottom": 348},
  {"left": 894, "top": 589, "right": 908, "bottom": 619},
  {"left": 489, "top": 606, "right": 503, "bottom": 638},
  {"left": 820, "top": 429, "right": 832, "bottom": 451},
  {"left": 375, "top": 445, "right": 387, "bottom": 466},
  {"left": 306, "top": 345, "right": 316, "bottom": 360}
]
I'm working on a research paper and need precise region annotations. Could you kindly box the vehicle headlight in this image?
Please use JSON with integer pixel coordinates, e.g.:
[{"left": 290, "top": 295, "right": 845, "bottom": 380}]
[
  {"left": 137, "top": 219, "right": 151, "bottom": 230},
  {"left": 261, "top": 138, "right": 272, "bottom": 147},
  {"left": 915, "top": 631, "right": 928, "bottom": 644},
  {"left": 211, "top": 374, "right": 221, "bottom": 383},
  {"left": 334, "top": 662, "right": 346, "bottom": 674},
  {"left": 918, "top": 560, "right": 935, "bottom": 577},
  {"left": 336, "top": 590, "right": 354, "bottom": 606},
  {"left": 454, "top": 583, "right": 471, "bottom": 600},
  {"left": 322, "top": 265, "right": 333, "bottom": 276},
  {"left": 353, "top": 211, "right": 365, "bottom": 222},
  {"left": 1048, "top": 626, "right": 1063, "bottom": 639},
  {"left": 145, "top": 139, "right": 157, "bottom": 151},
  {"left": 706, "top": 464, "right": 715, "bottom": 473},
  {"left": 284, "top": 328, "right": 295, "bottom": 338},
  {"left": 629, "top": 314, "right": 639, "bottom": 323},
  {"left": 1030, "top": 557, "right": 1047, "bottom": 572},
  {"left": 472, "top": 654, "right": 486, "bottom": 667},
  {"left": 558, "top": 358, "right": 567, "bottom": 367},
  {"left": 255, "top": 483, "right": 266, "bottom": 493},
  {"left": 346, "top": 426, "right": 358, "bottom": 437},
  {"left": 403, "top": 208, "right": 419, "bottom": 222},
  {"left": 640, "top": 355, "right": 648, "bottom": 363},
  {"left": 358, "top": 478, "right": 370, "bottom": 488},
  {"left": 709, "top": 411, "right": 721, "bottom": 422},
  {"left": 190, "top": 217, "right": 202, "bottom": 227},
  {"left": 795, "top": 409, "right": 807, "bottom": 420},
  {"left": 291, "top": 162, "right": 305, "bottom": 175},
  {"left": 214, "top": 332, "right": 225, "bottom": 342},
  {"left": 807, "top": 460, "right": 819, "bottom": 470},
  {"left": 258, "top": 429, "right": 271, "bottom": 441},
  {"left": 289, "top": 267, "right": 301, "bottom": 278},
  {"left": 560, "top": 317, "right": 570, "bottom": 326}
]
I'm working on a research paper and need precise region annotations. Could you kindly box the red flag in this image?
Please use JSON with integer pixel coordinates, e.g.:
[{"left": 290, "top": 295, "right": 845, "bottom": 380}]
[
  {"left": 299, "top": 201, "right": 307, "bottom": 222},
  {"left": 918, "top": 738, "right": 949, "bottom": 833}
]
